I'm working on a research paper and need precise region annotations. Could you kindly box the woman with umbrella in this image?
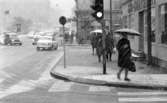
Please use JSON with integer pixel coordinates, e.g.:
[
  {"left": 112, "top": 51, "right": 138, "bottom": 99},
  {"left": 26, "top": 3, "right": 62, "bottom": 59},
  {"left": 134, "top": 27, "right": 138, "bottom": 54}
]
[
  {"left": 115, "top": 28, "right": 140, "bottom": 81},
  {"left": 116, "top": 34, "right": 131, "bottom": 81}
]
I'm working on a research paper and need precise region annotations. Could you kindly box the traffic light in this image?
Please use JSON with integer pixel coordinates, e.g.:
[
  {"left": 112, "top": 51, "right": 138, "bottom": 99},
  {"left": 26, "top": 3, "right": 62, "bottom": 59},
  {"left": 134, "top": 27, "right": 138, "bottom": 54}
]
[{"left": 90, "top": 0, "right": 103, "bottom": 21}]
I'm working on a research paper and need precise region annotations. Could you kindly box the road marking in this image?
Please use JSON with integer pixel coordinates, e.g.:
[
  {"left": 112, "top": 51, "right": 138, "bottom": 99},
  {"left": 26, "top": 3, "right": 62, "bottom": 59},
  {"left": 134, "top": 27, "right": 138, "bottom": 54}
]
[
  {"left": 119, "top": 97, "right": 167, "bottom": 102},
  {"left": 118, "top": 91, "right": 167, "bottom": 96},
  {"left": 48, "top": 80, "right": 73, "bottom": 92},
  {"left": 0, "top": 80, "right": 35, "bottom": 99},
  {"left": 89, "top": 86, "right": 111, "bottom": 92}
]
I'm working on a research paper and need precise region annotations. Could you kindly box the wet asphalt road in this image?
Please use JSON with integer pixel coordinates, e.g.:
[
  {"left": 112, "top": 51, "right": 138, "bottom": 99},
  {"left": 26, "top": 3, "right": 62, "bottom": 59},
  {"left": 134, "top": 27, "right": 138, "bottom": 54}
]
[{"left": 0, "top": 36, "right": 167, "bottom": 103}]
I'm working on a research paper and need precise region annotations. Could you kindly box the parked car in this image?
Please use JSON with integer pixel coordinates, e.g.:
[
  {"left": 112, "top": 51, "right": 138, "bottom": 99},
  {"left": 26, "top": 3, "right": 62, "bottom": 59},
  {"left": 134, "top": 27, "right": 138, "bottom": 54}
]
[{"left": 36, "top": 36, "right": 58, "bottom": 51}]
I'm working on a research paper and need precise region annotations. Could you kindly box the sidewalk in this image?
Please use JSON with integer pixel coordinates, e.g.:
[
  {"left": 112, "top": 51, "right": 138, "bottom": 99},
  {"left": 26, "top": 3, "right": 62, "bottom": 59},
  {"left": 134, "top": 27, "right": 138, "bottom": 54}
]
[{"left": 51, "top": 46, "right": 167, "bottom": 90}]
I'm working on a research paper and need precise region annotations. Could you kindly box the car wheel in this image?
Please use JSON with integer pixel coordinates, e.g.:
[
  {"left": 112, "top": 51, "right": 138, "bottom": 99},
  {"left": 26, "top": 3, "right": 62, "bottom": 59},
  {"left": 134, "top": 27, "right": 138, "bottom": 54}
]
[{"left": 20, "top": 43, "right": 22, "bottom": 45}]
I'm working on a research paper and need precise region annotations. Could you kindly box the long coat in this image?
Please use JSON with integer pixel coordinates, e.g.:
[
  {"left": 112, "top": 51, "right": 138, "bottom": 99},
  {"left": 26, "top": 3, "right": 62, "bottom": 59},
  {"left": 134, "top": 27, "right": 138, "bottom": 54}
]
[
  {"left": 90, "top": 34, "right": 98, "bottom": 48},
  {"left": 105, "top": 34, "right": 114, "bottom": 52},
  {"left": 116, "top": 38, "right": 131, "bottom": 68},
  {"left": 96, "top": 36, "right": 103, "bottom": 56}
]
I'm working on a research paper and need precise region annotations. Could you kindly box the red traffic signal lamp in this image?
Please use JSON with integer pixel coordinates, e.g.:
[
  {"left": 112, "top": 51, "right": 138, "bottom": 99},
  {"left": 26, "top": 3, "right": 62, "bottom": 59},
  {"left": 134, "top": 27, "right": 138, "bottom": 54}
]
[{"left": 91, "top": 0, "right": 103, "bottom": 21}]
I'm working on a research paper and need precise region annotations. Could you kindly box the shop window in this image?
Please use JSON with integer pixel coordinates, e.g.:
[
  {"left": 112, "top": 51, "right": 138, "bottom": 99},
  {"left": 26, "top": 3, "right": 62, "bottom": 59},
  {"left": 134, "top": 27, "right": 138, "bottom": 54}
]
[{"left": 160, "top": 4, "right": 167, "bottom": 44}]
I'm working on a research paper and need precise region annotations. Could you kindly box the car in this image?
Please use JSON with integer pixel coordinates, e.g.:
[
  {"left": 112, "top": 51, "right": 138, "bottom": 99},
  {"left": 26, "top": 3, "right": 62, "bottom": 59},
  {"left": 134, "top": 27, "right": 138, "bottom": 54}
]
[
  {"left": 2, "top": 32, "right": 22, "bottom": 46},
  {"left": 32, "top": 32, "right": 44, "bottom": 45},
  {"left": 36, "top": 36, "right": 58, "bottom": 51},
  {"left": 27, "top": 31, "right": 36, "bottom": 39},
  {"left": 9, "top": 35, "right": 22, "bottom": 45}
]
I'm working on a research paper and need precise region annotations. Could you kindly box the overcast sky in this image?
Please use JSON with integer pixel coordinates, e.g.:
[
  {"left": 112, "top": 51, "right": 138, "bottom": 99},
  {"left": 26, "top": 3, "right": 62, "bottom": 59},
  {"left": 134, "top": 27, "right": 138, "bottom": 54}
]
[{"left": 49, "top": 0, "right": 76, "bottom": 17}]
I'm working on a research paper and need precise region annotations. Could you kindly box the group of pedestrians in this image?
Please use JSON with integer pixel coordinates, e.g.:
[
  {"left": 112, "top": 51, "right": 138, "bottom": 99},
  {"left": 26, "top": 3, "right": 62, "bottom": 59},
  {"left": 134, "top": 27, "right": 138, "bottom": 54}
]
[
  {"left": 90, "top": 31, "right": 133, "bottom": 81},
  {"left": 90, "top": 32, "right": 114, "bottom": 62}
]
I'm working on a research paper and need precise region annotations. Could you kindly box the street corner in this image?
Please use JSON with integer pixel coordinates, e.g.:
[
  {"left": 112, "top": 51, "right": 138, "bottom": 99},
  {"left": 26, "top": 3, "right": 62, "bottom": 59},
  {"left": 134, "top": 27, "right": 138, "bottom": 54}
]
[
  {"left": 50, "top": 52, "right": 64, "bottom": 71},
  {"left": 49, "top": 65, "right": 108, "bottom": 85}
]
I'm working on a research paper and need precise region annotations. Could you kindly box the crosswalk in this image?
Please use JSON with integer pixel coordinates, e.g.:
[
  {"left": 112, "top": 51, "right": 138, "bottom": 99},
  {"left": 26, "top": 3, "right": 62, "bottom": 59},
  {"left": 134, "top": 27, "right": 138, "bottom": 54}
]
[
  {"left": 48, "top": 80, "right": 167, "bottom": 103},
  {"left": 48, "top": 80, "right": 115, "bottom": 93},
  {"left": 1, "top": 77, "right": 167, "bottom": 103},
  {"left": 118, "top": 91, "right": 167, "bottom": 102}
]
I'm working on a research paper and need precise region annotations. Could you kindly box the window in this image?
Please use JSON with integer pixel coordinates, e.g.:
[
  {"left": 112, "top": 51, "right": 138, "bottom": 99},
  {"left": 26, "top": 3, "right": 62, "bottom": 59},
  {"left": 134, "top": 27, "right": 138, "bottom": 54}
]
[
  {"left": 122, "top": 16, "right": 128, "bottom": 28},
  {"left": 160, "top": 4, "right": 167, "bottom": 44},
  {"left": 151, "top": 7, "right": 156, "bottom": 42}
]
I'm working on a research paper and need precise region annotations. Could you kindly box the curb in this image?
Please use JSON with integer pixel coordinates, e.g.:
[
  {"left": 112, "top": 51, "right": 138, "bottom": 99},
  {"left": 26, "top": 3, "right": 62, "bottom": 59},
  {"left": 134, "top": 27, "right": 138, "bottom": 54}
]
[
  {"left": 49, "top": 52, "right": 64, "bottom": 75},
  {"left": 50, "top": 70, "right": 167, "bottom": 90}
]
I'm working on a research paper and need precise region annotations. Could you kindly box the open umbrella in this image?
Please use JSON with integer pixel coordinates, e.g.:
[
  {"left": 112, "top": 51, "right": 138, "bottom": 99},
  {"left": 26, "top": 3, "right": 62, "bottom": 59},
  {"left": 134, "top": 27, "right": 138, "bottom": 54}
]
[
  {"left": 90, "top": 29, "right": 102, "bottom": 34},
  {"left": 114, "top": 28, "right": 141, "bottom": 36}
]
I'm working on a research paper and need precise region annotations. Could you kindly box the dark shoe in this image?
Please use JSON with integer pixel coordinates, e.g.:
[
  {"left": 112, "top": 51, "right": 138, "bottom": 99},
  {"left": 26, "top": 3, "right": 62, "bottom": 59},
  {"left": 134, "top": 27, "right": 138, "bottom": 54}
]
[
  {"left": 124, "top": 78, "right": 131, "bottom": 81},
  {"left": 117, "top": 73, "right": 120, "bottom": 80}
]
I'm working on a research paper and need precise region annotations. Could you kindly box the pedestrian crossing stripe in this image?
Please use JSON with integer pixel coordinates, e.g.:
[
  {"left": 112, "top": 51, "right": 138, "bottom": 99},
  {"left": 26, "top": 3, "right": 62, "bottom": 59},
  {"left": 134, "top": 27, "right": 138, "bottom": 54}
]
[
  {"left": 0, "top": 80, "right": 34, "bottom": 99},
  {"left": 118, "top": 91, "right": 167, "bottom": 96},
  {"left": 119, "top": 97, "right": 167, "bottom": 102},
  {"left": 48, "top": 80, "right": 74, "bottom": 92},
  {"left": 88, "top": 86, "right": 111, "bottom": 92}
]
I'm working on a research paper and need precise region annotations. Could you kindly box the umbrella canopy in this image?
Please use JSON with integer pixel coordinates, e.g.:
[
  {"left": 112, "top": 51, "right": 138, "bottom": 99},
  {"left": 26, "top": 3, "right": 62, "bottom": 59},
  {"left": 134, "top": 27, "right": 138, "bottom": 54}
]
[
  {"left": 114, "top": 28, "right": 141, "bottom": 36},
  {"left": 90, "top": 29, "right": 102, "bottom": 34}
]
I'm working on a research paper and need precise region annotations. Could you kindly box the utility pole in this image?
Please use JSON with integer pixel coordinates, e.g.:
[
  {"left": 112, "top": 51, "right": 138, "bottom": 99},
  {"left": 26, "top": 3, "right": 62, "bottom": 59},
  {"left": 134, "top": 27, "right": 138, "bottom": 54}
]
[
  {"left": 110, "top": 0, "right": 113, "bottom": 37},
  {"left": 76, "top": 0, "right": 79, "bottom": 38},
  {"left": 147, "top": 0, "right": 152, "bottom": 65}
]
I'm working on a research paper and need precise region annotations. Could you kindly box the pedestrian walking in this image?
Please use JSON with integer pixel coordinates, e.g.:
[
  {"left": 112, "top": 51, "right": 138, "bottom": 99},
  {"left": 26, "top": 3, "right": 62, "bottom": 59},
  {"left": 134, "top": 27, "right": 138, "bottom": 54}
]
[
  {"left": 105, "top": 32, "right": 114, "bottom": 61},
  {"left": 116, "top": 34, "right": 131, "bottom": 81}
]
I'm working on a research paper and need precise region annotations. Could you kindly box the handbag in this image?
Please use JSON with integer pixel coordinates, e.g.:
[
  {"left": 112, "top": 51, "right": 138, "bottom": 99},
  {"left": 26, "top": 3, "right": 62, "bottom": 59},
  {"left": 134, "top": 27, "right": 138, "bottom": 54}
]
[{"left": 128, "top": 61, "right": 136, "bottom": 72}]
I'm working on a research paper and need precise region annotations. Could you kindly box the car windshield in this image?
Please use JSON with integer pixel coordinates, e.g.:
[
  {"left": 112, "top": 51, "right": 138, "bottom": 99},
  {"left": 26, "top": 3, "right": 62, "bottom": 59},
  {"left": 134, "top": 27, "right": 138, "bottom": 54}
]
[
  {"left": 10, "top": 35, "right": 18, "bottom": 39},
  {"left": 39, "top": 36, "right": 52, "bottom": 41}
]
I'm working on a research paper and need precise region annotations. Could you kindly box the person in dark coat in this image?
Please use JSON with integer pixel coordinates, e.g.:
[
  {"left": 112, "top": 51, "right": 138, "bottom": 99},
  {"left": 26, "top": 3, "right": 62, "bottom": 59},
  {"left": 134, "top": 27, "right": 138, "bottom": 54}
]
[
  {"left": 116, "top": 34, "right": 131, "bottom": 81},
  {"left": 90, "top": 33, "right": 98, "bottom": 55},
  {"left": 105, "top": 32, "right": 114, "bottom": 61},
  {"left": 96, "top": 34, "right": 103, "bottom": 62}
]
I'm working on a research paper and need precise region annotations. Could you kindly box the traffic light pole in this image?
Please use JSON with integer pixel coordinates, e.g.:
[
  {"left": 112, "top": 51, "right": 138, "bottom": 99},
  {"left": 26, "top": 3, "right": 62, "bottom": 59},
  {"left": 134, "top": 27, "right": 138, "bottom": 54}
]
[
  {"left": 147, "top": 0, "right": 152, "bottom": 65},
  {"left": 101, "top": 20, "right": 106, "bottom": 74}
]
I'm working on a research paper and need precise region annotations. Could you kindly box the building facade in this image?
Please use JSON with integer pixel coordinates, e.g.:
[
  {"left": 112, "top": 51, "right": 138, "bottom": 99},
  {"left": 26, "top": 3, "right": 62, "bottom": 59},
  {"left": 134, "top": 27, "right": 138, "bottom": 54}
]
[
  {"left": 121, "top": 0, "right": 167, "bottom": 68},
  {"left": 75, "top": 0, "right": 122, "bottom": 43}
]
